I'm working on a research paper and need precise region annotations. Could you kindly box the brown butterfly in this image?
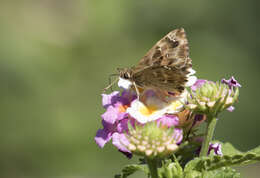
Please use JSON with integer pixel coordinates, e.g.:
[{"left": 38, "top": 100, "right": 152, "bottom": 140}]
[{"left": 104, "top": 28, "right": 192, "bottom": 97}]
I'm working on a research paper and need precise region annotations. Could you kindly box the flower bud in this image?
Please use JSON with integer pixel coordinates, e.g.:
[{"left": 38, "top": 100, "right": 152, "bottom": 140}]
[
  {"left": 125, "top": 122, "right": 181, "bottom": 159},
  {"left": 186, "top": 81, "right": 239, "bottom": 117}
]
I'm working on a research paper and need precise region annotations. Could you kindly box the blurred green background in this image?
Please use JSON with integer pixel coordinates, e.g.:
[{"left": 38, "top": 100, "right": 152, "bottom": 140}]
[{"left": 0, "top": 0, "right": 259, "bottom": 177}]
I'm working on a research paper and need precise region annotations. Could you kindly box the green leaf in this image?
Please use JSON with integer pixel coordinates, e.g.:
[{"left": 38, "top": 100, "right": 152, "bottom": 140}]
[
  {"left": 184, "top": 141, "right": 260, "bottom": 173},
  {"left": 184, "top": 154, "right": 260, "bottom": 172},
  {"left": 249, "top": 145, "right": 260, "bottom": 155},
  {"left": 184, "top": 158, "right": 203, "bottom": 173},
  {"left": 184, "top": 167, "right": 241, "bottom": 178},
  {"left": 114, "top": 164, "right": 149, "bottom": 178},
  {"left": 218, "top": 141, "right": 242, "bottom": 155},
  {"left": 183, "top": 170, "right": 201, "bottom": 178},
  {"left": 214, "top": 141, "right": 260, "bottom": 167},
  {"left": 203, "top": 167, "right": 241, "bottom": 178}
]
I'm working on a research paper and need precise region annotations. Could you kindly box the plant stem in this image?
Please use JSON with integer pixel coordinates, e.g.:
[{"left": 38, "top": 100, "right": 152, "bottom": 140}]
[
  {"left": 146, "top": 158, "right": 159, "bottom": 178},
  {"left": 199, "top": 117, "right": 218, "bottom": 157}
]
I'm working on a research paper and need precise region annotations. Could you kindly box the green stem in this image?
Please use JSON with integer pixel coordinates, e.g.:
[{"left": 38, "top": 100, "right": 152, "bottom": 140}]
[
  {"left": 146, "top": 158, "right": 159, "bottom": 178},
  {"left": 199, "top": 117, "right": 218, "bottom": 157}
]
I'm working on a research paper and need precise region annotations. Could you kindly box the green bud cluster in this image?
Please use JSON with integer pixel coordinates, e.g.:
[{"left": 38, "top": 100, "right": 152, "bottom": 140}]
[
  {"left": 186, "top": 81, "right": 239, "bottom": 117},
  {"left": 126, "top": 122, "right": 179, "bottom": 159}
]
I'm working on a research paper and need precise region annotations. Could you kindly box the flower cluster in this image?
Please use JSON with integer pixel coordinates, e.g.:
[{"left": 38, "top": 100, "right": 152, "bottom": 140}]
[
  {"left": 95, "top": 89, "right": 186, "bottom": 158},
  {"left": 95, "top": 76, "right": 240, "bottom": 159},
  {"left": 126, "top": 121, "right": 182, "bottom": 158},
  {"left": 186, "top": 79, "right": 240, "bottom": 117}
]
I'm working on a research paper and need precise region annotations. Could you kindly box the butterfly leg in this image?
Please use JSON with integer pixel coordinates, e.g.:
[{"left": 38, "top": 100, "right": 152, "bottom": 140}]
[
  {"left": 109, "top": 75, "right": 113, "bottom": 92},
  {"left": 103, "top": 78, "right": 119, "bottom": 93},
  {"left": 133, "top": 82, "right": 140, "bottom": 100}
]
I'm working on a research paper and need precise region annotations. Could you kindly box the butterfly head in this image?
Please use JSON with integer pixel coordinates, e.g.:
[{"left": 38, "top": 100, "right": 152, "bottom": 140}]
[{"left": 117, "top": 68, "right": 133, "bottom": 81}]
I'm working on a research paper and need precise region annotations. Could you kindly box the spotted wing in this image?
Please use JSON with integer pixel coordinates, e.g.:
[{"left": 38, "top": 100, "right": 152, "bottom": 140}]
[
  {"left": 134, "top": 28, "right": 192, "bottom": 72},
  {"left": 132, "top": 65, "right": 189, "bottom": 93},
  {"left": 132, "top": 28, "right": 192, "bottom": 92}
]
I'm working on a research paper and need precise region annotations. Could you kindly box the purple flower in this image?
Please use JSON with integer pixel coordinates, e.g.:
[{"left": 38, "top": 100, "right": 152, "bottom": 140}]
[
  {"left": 156, "top": 115, "right": 183, "bottom": 144},
  {"left": 172, "top": 128, "right": 183, "bottom": 144},
  {"left": 208, "top": 143, "right": 222, "bottom": 156},
  {"left": 227, "top": 106, "right": 235, "bottom": 112},
  {"left": 95, "top": 90, "right": 136, "bottom": 157},
  {"left": 112, "top": 133, "right": 132, "bottom": 158},
  {"left": 191, "top": 79, "right": 207, "bottom": 91},
  {"left": 102, "top": 91, "right": 120, "bottom": 109},
  {"left": 221, "top": 76, "right": 240, "bottom": 112},
  {"left": 156, "top": 115, "right": 179, "bottom": 128},
  {"left": 101, "top": 105, "right": 125, "bottom": 124},
  {"left": 101, "top": 91, "right": 132, "bottom": 124},
  {"left": 221, "top": 76, "right": 241, "bottom": 89},
  {"left": 95, "top": 120, "right": 114, "bottom": 148},
  {"left": 194, "top": 139, "right": 222, "bottom": 156}
]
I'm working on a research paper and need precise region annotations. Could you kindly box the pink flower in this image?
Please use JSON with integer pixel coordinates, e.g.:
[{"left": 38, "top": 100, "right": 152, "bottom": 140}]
[
  {"left": 156, "top": 115, "right": 179, "bottom": 128},
  {"left": 191, "top": 79, "right": 207, "bottom": 91},
  {"left": 221, "top": 76, "right": 241, "bottom": 89},
  {"left": 221, "top": 76, "right": 241, "bottom": 112},
  {"left": 97, "top": 82, "right": 215, "bottom": 157},
  {"left": 95, "top": 90, "right": 185, "bottom": 157},
  {"left": 156, "top": 115, "right": 183, "bottom": 144},
  {"left": 95, "top": 90, "right": 136, "bottom": 157},
  {"left": 194, "top": 138, "right": 222, "bottom": 156},
  {"left": 208, "top": 143, "right": 222, "bottom": 156}
]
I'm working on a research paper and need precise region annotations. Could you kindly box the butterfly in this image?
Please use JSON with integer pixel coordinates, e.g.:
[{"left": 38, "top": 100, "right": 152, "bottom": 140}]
[{"left": 104, "top": 28, "right": 193, "bottom": 98}]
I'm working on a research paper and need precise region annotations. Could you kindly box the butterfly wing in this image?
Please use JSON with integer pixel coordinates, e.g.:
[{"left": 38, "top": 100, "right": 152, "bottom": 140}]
[
  {"left": 135, "top": 28, "right": 192, "bottom": 71},
  {"left": 132, "top": 28, "right": 192, "bottom": 92},
  {"left": 132, "top": 65, "right": 188, "bottom": 93}
]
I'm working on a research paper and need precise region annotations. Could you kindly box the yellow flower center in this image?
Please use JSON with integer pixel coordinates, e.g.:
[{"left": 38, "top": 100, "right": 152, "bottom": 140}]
[{"left": 139, "top": 105, "right": 158, "bottom": 116}]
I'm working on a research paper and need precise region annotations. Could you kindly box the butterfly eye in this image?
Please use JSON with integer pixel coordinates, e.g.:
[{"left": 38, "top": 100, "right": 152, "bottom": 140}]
[{"left": 123, "top": 73, "right": 130, "bottom": 79}]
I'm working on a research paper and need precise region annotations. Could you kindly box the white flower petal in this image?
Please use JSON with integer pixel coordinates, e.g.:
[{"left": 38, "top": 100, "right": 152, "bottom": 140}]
[
  {"left": 118, "top": 77, "right": 132, "bottom": 89},
  {"left": 126, "top": 91, "right": 185, "bottom": 124},
  {"left": 126, "top": 99, "right": 167, "bottom": 124}
]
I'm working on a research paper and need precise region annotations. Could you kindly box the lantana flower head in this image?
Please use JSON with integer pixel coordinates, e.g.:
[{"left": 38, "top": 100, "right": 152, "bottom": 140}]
[
  {"left": 186, "top": 77, "right": 240, "bottom": 117},
  {"left": 96, "top": 87, "right": 189, "bottom": 158},
  {"left": 95, "top": 88, "right": 187, "bottom": 157},
  {"left": 125, "top": 121, "right": 182, "bottom": 158}
]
